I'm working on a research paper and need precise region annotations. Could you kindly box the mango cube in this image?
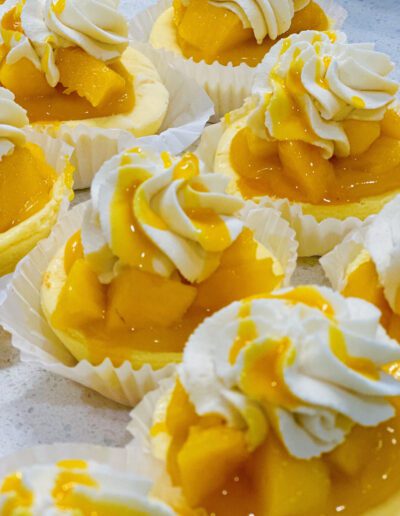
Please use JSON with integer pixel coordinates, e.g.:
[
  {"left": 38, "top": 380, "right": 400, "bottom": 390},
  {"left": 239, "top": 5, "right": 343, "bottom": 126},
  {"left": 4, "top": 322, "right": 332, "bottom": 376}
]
[
  {"left": 56, "top": 47, "right": 126, "bottom": 107},
  {"left": 288, "top": 1, "right": 329, "bottom": 34},
  {"left": 53, "top": 259, "right": 106, "bottom": 329},
  {"left": 106, "top": 268, "right": 197, "bottom": 330},
  {"left": 343, "top": 119, "right": 381, "bottom": 156},
  {"left": 327, "top": 425, "right": 378, "bottom": 476},
  {"left": 246, "top": 128, "right": 279, "bottom": 159},
  {"left": 381, "top": 106, "right": 400, "bottom": 140},
  {"left": 279, "top": 140, "right": 335, "bottom": 204},
  {"left": 177, "top": 0, "right": 252, "bottom": 56},
  {"left": 166, "top": 380, "right": 198, "bottom": 437},
  {"left": 177, "top": 425, "right": 249, "bottom": 507},
  {"left": 253, "top": 437, "right": 331, "bottom": 516},
  {"left": 0, "top": 58, "right": 54, "bottom": 98},
  {"left": 194, "top": 228, "right": 281, "bottom": 312}
]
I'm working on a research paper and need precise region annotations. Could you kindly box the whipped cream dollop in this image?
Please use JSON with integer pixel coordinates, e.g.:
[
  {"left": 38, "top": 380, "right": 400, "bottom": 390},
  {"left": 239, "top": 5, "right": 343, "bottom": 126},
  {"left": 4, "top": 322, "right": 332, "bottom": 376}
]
[
  {"left": 208, "top": 0, "right": 310, "bottom": 43},
  {"left": 82, "top": 147, "right": 245, "bottom": 284},
  {"left": 178, "top": 286, "right": 400, "bottom": 459},
  {"left": 0, "top": 460, "right": 174, "bottom": 515},
  {"left": 0, "top": 87, "right": 28, "bottom": 160},
  {"left": 247, "top": 31, "right": 399, "bottom": 158},
  {"left": 322, "top": 195, "right": 400, "bottom": 315},
  {"left": 1, "top": 0, "right": 128, "bottom": 87}
]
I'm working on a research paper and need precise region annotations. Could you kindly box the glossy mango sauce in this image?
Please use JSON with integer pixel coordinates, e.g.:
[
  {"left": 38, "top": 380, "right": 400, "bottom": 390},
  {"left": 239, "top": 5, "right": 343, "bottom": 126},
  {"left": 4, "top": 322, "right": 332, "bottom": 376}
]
[
  {"left": 174, "top": 0, "right": 329, "bottom": 67},
  {"left": 157, "top": 288, "right": 400, "bottom": 515},
  {"left": 0, "top": 143, "right": 56, "bottom": 233}
]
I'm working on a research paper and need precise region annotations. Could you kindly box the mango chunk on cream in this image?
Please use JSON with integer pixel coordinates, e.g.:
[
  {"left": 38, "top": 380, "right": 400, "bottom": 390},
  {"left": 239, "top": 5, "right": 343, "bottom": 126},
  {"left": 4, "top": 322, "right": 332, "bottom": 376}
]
[{"left": 56, "top": 47, "right": 127, "bottom": 108}]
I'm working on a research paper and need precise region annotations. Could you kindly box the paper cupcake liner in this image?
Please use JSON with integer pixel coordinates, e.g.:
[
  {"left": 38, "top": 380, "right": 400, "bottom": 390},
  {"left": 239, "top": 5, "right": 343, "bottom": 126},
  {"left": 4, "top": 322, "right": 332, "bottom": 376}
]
[
  {"left": 128, "top": 0, "right": 347, "bottom": 121},
  {"left": 239, "top": 201, "right": 298, "bottom": 285},
  {"left": 320, "top": 215, "right": 375, "bottom": 291},
  {"left": 0, "top": 443, "right": 135, "bottom": 475},
  {"left": 33, "top": 42, "right": 214, "bottom": 190},
  {"left": 0, "top": 130, "right": 73, "bottom": 303},
  {"left": 198, "top": 123, "right": 364, "bottom": 257},
  {"left": 0, "top": 203, "right": 176, "bottom": 407}
]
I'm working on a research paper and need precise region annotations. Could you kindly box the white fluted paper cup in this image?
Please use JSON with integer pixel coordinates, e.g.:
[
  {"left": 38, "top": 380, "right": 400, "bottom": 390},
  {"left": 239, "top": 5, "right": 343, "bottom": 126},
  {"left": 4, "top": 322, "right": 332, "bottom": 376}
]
[
  {"left": 128, "top": 0, "right": 347, "bottom": 121},
  {"left": 0, "top": 203, "right": 176, "bottom": 407}
]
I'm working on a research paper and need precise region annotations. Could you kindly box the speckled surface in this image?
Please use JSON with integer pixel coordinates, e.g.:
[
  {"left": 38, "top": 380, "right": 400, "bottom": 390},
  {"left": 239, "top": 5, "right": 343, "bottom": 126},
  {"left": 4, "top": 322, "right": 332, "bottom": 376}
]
[{"left": 0, "top": 0, "right": 398, "bottom": 458}]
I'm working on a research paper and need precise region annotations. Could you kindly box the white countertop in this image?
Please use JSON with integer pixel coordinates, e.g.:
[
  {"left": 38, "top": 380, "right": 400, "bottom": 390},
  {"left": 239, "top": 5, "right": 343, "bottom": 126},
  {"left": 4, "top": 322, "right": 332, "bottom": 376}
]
[{"left": 0, "top": 0, "right": 398, "bottom": 457}]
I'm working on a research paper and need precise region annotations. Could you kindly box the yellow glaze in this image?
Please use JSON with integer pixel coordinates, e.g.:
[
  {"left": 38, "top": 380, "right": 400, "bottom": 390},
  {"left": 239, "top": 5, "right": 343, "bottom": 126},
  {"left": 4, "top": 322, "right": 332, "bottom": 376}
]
[
  {"left": 214, "top": 110, "right": 400, "bottom": 222},
  {"left": 150, "top": 1, "right": 329, "bottom": 67},
  {"left": 0, "top": 143, "right": 72, "bottom": 276},
  {"left": 152, "top": 288, "right": 400, "bottom": 516}
]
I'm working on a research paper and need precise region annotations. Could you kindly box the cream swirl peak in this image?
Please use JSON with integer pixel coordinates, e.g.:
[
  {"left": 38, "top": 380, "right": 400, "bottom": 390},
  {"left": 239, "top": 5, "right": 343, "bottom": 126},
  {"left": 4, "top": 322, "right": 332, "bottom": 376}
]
[
  {"left": 0, "top": 87, "right": 28, "bottom": 160},
  {"left": 178, "top": 286, "right": 400, "bottom": 459},
  {"left": 46, "top": 0, "right": 129, "bottom": 61},
  {"left": 207, "top": 0, "right": 310, "bottom": 43},
  {"left": 82, "top": 147, "right": 245, "bottom": 284},
  {"left": 1, "top": 0, "right": 128, "bottom": 87},
  {"left": 248, "top": 30, "right": 399, "bottom": 158},
  {"left": 0, "top": 459, "right": 175, "bottom": 515}
]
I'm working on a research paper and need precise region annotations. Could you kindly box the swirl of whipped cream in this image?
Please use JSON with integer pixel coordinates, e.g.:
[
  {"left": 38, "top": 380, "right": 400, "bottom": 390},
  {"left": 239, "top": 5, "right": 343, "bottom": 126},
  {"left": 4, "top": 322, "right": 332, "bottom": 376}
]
[
  {"left": 0, "top": 460, "right": 174, "bottom": 515},
  {"left": 0, "top": 87, "right": 28, "bottom": 160},
  {"left": 179, "top": 286, "right": 400, "bottom": 459},
  {"left": 208, "top": 0, "right": 310, "bottom": 43},
  {"left": 248, "top": 31, "right": 399, "bottom": 158},
  {"left": 45, "top": 0, "right": 128, "bottom": 61},
  {"left": 82, "top": 147, "right": 245, "bottom": 284}
]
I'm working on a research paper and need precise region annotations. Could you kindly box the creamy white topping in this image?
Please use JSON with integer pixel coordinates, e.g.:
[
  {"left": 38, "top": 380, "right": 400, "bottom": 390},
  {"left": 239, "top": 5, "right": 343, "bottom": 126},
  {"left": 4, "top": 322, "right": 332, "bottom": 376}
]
[
  {"left": 322, "top": 195, "right": 400, "bottom": 315},
  {"left": 0, "top": 87, "right": 28, "bottom": 160},
  {"left": 207, "top": 0, "right": 310, "bottom": 43},
  {"left": 1, "top": 0, "right": 128, "bottom": 87},
  {"left": 247, "top": 31, "right": 399, "bottom": 158},
  {"left": 82, "top": 147, "right": 244, "bottom": 284},
  {"left": 45, "top": 0, "right": 128, "bottom": 61},
  {"left": 178, "top": 286, "right": 400, "bottom": 459},
  {"left": 0, "top": 460, "right": 174, "bottom": 515}
]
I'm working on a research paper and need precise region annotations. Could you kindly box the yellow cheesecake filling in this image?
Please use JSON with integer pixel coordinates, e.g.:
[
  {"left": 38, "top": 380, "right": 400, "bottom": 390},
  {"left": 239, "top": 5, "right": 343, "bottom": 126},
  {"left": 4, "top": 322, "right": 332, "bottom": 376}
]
[
  {"left": 229, "top": 106, "right": 400, "bottom": 205},
  {"left": 172, "top": 0, "right": 329, "bottom": 66},
  {"left": 0, "top": 6, "right": 135, "bottom": 123},
  {"left": 152, "top": 287, "right": 400, "bottom": 515},
  {"left": 0, "top": 142, "right": 56, "bottom": 233}
]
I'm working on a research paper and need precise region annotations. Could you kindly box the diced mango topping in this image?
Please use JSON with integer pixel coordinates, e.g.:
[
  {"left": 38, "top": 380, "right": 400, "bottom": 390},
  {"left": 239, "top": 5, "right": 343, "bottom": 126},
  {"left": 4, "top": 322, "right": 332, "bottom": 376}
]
[
  {"left": 0, "top": 58, "right": 55, "bottom": 98},
  {"left": 177, "top": 425, "right": 250, "bottom": 506},
  {"left": 106, "top": 268, "right": 197, "bottom": 331},
  {"left": 254, "top": 437, "right": 331, "bottom": 516},
  {"left": 194, "top": 228, "right": 282, "bottom": 312},
  {"left": 56, "top": 47, "right": 126, "bottom": 108},
  {"left": 52, "top": 259, "right": 106, "bottom": 329},
  {"left": 343, "top": 119, "right": 381, "bottom": 156}
]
